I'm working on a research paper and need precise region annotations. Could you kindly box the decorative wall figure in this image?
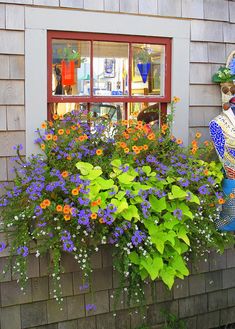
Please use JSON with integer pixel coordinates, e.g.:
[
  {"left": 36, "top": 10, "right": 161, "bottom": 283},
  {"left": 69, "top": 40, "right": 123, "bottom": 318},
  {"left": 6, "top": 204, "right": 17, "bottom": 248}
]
[{"left": 209, "top": 97, "right": 235, "bottom": 231}]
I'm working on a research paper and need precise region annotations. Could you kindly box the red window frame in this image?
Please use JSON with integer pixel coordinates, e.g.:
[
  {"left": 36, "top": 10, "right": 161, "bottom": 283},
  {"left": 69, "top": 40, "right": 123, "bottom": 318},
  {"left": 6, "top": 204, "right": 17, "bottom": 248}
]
[{"left": 47, "top": 31, "right": 172, "bottom": 119}]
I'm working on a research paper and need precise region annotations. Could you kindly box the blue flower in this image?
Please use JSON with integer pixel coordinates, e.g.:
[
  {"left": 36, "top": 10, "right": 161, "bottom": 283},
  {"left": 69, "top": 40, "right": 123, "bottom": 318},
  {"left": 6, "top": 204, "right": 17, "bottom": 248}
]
[
  {"left": 0, "top": 242, "right": 6, "bottom": 252},
  {"left": 17, "top": 246, "right": 29, "bottom": 257},
  {"left": 229, "top": 58, "right": 235, "bottom": 75},
  {"left": 173, "top": 208, "right": 183, "bottom": 220},
  {"left": 198, "top": 185, "right": 209, "bottom": 195}
]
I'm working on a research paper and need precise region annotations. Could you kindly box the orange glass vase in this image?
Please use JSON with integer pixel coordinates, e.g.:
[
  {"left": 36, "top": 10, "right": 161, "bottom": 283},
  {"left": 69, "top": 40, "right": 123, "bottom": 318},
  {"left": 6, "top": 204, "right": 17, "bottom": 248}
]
[{"left": 61, "top": 60, "right": 75, "bottom": 86}]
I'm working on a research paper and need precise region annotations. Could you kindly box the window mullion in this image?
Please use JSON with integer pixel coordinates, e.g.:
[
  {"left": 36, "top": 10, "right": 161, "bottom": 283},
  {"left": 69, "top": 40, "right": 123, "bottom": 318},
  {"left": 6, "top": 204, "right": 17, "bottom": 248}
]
[
  {"left": 128, "top": 42, "right": 132, "bottom": 99},
  {"left": 90, "top": 40, "right": 93, "bottom": 98}
]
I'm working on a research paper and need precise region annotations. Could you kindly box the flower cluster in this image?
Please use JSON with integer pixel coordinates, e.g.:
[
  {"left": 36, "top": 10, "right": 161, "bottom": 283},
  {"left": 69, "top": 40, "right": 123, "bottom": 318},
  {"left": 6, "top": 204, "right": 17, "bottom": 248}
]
[{"left": 0, "top": 101, "right": 233, "bottom": 307}]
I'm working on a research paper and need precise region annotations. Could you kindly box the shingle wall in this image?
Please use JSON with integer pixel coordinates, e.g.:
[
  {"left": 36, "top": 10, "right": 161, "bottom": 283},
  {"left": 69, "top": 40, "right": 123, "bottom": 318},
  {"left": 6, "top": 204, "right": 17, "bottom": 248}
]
[{"left": 0, "top": 1, "right": 234, "bottom": 328}]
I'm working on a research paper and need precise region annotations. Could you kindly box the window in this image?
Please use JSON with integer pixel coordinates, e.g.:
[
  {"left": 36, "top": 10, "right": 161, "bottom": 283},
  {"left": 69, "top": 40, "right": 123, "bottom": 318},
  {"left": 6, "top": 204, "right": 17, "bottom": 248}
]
[{"left": 48, "top": 31, "right": 171, "bottom": 124}]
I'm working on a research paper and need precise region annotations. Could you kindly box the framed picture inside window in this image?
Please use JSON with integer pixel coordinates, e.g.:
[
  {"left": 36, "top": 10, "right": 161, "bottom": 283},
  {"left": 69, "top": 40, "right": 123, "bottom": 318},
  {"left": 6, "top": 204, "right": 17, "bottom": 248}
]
[{"left": 104, "top": 58, "right": 115, "bottom": 78}]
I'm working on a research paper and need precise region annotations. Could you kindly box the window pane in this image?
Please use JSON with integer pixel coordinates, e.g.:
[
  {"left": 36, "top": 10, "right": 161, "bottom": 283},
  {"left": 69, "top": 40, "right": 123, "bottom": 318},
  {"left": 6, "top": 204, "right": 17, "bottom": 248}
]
[
  {"left": 52, "top": 39, "right": 90, "bottom": 96},
  {"left": 50, "top": 103, "right": 88, "bottom": 117},
  {"left": 93, "top": 41, "right": 129, "bottom": 96},
  {"left": 131, "top": 44, "right": 165, "bottom": 97},
  {"left": 90, "top": 103, "right": 124, "bottom": 122},
  {"left": 128, "top": 102, "right": 160, "bottom": 130}
]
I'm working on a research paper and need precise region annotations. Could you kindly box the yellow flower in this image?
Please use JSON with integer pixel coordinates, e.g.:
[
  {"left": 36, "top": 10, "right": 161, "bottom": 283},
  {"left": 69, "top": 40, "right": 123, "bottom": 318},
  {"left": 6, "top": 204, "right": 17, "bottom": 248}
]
[{"left": 173, "top": 96, "right": 180, "bottom": 103}]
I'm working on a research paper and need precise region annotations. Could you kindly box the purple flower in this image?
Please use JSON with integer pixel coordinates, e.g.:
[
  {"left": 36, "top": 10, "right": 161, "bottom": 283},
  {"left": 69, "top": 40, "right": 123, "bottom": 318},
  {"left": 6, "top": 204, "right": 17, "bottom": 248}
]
[
  {"left": 79, "top": 283, "right": 89, "bottom": 291},
  {"left": 86, "top": 304, "right": 96, "bottom": 312},
  {"left": 198, "top": 185, "right": 210, "bottom": 195},
  {"left": 61, "top": 230, "right": 71, "bottom": 241},
  {"left": 0, "top": 242, "right": 6, "bottom": 252},
  {"left": 63, "top": 240, "right": 74, "bottom": 252},
  {"left": 186, "top": 192, "right": 192, "bottom": 201},
  {"left": 179, "top": 179, "right": 189, "bottom": 187},
  {"left": 17, "top": 246, "right": 29, "bottom": 257},
  {"left": 131, "top": 230, "right": 146, "bottom": 246},
  {"left": 207, "top": 177, "right": 215, "bottom": 185},
  {"left": 173, "top": 208, "right": 183, "bottom": 220}
]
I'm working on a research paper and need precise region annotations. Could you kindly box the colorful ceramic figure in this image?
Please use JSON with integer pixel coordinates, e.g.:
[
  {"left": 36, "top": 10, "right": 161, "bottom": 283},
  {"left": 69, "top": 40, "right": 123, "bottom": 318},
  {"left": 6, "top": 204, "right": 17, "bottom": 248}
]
[{"left": 209, "top": 96, "right": 235, "bottom": 231}]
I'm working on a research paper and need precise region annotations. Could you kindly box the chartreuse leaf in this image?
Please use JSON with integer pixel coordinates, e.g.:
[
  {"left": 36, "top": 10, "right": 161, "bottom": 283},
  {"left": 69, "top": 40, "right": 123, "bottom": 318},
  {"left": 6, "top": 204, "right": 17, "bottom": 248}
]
[
  {"left": 170, "top": 254, "right": 189, "bottom": 276},
  {"left": 149, "top": 195, "right": 166, "bottom": 213},
  {"left": 88, "top": 184, "right": 100, "bottom": 199},
  {"left": 142, "top": 166, "right": 152, "bottom": 176},
  {"left": 76, "top": 161, "right": 93, "bottom": 175},
  {"left": 140, "top": 254, "right": 163, "bottom": 280},
  {"left": 160, "top": 265, "right": 176, "bottom": 289},
  {"left": 85, "top": 169, "right": 102, "bottom": 180},
  {"left": 178, "top": 227, "right": 190, "bottom": 246},
  {"left": 129, "top": 251, "right": 140, "bottom": 265},
  {"left": 116, "top": 191, "right": 126, "bottom": 200},
  {"left": 178, "top": 203, "right": 193, "bottom": 219},
  {"left": 96, "top": 177, "right": 114, "bottom": 190},
  {"left": 140, "top": 268, "right": 148, "bottom": 280},
  {"left": 118, "top": 173, "right": 135, "bottom": 184},
  {"left": 130, "top": 196, "right": 143, "bottom": 205},
  {"left": 150, "top": 230, "right": 176, "bottom": 254},
  {"left": 111, "top": 198, "right": 128, "bottom": 213},
  {"left": 111, "top": 159, "right": 122, "bottom": 168},
  {"left": 121, "top": 205, "right": 140, "bottom": 221},
  {"left": 168, "top": 185, "right": 187, "bottom": 200},
  {"left": 186, "top": 191, "right": 200, "bottom": 205}
]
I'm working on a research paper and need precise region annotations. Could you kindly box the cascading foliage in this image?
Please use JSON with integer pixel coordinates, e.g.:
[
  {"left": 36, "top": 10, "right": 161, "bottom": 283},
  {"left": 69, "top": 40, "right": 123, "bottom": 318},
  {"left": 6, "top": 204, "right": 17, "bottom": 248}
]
[{"left": 0, "top": 100, "right": 233, "bottom": 309}]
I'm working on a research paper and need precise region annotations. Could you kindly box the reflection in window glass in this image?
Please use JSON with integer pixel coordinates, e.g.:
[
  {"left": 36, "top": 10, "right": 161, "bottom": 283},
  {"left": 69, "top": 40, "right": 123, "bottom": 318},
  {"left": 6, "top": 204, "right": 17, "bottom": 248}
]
[
  {"left": 52, "top": 39, "right": 90, "bottom": 96},
  {"left": 128, "top": 102, "right": 160, "bottom": 131},
  {"left": 93, "top": 42, "right": 129, "bottom": 97},
  {"left": 51, "top": 103, "right": 88, "bottom": 117},
  {"left": 131, "top": 44, "right": 165, "bottom": 97}
]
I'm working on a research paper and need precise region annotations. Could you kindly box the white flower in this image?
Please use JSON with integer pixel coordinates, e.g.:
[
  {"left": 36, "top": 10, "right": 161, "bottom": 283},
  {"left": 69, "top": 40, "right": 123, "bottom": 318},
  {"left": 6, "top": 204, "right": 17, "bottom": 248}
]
[{"left": 35, "top": 250, "right": 40, "bottom": 257}]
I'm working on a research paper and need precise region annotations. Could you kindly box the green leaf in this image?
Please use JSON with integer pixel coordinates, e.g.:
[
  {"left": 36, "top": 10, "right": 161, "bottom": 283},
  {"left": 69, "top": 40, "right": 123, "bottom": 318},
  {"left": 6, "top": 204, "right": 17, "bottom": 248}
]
[
  {"left": 129, "top": 251, "right": 140, "bottom": 265},
  {"left": 170, "top": 254, "right": 189, "bottom": 276},
  {"left": 121, "top": 205, "right": 140, "bottom": 221},
  {"left": 96, "top": 177, "right": 114, "bottom": 190},
  {"left": 85, "top": 169, "right": 102, "bottom": 180},
  {"left": 178, "top": 227, "right": 190, "bottom": 246},
  {"left": 168, "top": 185, "right": 187, "bottom": 199},
  {"left": 140, "top": 255, "right": 163, "bottom": 280},
  {"left": 116, "top": 191, "right": 126, "bottom": 200},
  {"left": 186, "top": 191, "right": 200, "bottom": 205},
  {"left": 160, "top": 266, "right": 176, "bottom": 289},
  {"left": 118, "top": 173, "right": 135, "bottom": 184},
  {"left": 149, "top": 195, "right": 166, "bottom": 213},
  {"left": 111, "top": 159, "right": 122, "bottom": 168},
  {"left": 111, "top": 198, "right": 128, "bottom": 214},
  {"left": 88, "top": 184, "right": 101, "bottom": 199},
  {"left": 142, "top": 166, "right": 152, "bottom": 176},
  {"left": 76, "top": 162, "right": 93, "bottom": 175},
  {"left": 178, "top": 203, "right": 193, "bottom": 219}
]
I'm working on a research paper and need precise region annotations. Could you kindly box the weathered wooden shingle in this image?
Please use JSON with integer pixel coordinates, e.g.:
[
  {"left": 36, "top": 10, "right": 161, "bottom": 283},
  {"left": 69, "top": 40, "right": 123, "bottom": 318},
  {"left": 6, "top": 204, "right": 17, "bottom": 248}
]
[{"left": 6, "top": 5, "right": 24, "bottom": 30}]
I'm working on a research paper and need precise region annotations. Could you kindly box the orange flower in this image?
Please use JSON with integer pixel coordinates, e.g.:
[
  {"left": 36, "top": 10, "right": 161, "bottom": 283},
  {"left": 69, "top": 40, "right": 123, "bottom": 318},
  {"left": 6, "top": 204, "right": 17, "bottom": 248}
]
[
  {"left": 124, "top": 147, "right": 129, "bottom": 153},
  {"left": 122, "top": 120, "right": 128, "bottom": 126},
  {"left": 191, "top": 140, "right": 197, "bottom": 146},
  {"left": 124, "top": 134, "right": 130, "bottom": 140},
  {"left": 67, "top": 156, "right": 72, "bottom": 161},
  {"left": 218, "top": 198, "right": 225, "bottom": 205},
  {"left": 53, "top": 135, "right": 58, "bottom": 141},
  {"left": 230, "top": 193, "right": 235, "bottom": 199},
  {"left": 53, "top": 114, "right": 59, "bottom": 120},
  {"left": 133, "top": 137, "right": 138, "bottom": 141},
  {"left": 161, "top": 124, "right": 168, "bottom": 131},
  {"left": 46, "top": 134, "right": 52, "bottom": 141},
  {"left": 132, "top": 145, "right": 138, "bottom": 151},
  {"left": 134, "top": 149, "right": 140, "bottom": 154},
  {"left": 96, "top": 149, "right": 103, "bottom": 156},
  {"left": 204, "top": 140, "right": 209, "bottom": 147},
  {"left": 83, "top": 134, "right": 88, "bottom": 140},
  {"left": 40, "top": 202, "right": 46, "bottom": 209},
  {"left": 66, "top": 129, "right": 71, "bottom": 135},
  {"left": 173, "top": 96, "right": 180, "bottom": 103},
  {"left": 204, "top": 169, "right": 209, "bottom": 176},
  {"left": 41, "top": 122, "right": 47, "bottom": 129},
  {"left": 91, "top": 201, "right": 98, "bottom": 207},
  {"left": 209, "top": 203, "right": 215, "bottom": 207},
  {"left": 61, "top": 171, "right": 69, "bottom": 178},
  {"left": 127, "top": 127, "right": 134, "bottom": 134},
  {"left": 90, "top": 213, "right": 97, "bottom": 220},
  {"left": 147, "top": 133, "right": 155, "bottom": 141},
  {"left": 99, "top": 218, "right": 105, "bottom": 224},
  {"left": 96, "top": 198, "right": 101, "bottom": 206},
  {"left": 58, "top": 129, "right": 64, "bottom": 135},
  {"left": 48, "top": 121, "right": 53, "bottom": 127},
  {"left": 191, "top": 147, "right": 198, "bottom": 154},
  {"left": 41, "top": 144, "right": 45, "bottom": 150},
  {"left": 72, "top": 188, "right": 79, "bottom": 196},
  {"left": 71, "top": 125, "right": 76, "bottom": 131},
  {"left": 143, "top": 145, "right": 148, "bottom": 151},
  {"left": 176, "top": 138, "right": 183, "bottom": 145},
  {"left": 63, "top": 206, "right": 70, "bottom": 214},
  {"left": 195, "top": 132, "right": 202, "bottom": 139},
  {"left": 43, "top": 199, "right": 51, "bottom": 207},
  {"left": 64, "top": 215, "right": 71, "bottom": 221},
  {"left": 120, "top": 142, "right": 127, "bottom": 148},
  {"left": 56, "top": 205, "right": 63, "bottom": 212},
  {"left": 59, "top": 115, "right": 64, "bottom": 120}
]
